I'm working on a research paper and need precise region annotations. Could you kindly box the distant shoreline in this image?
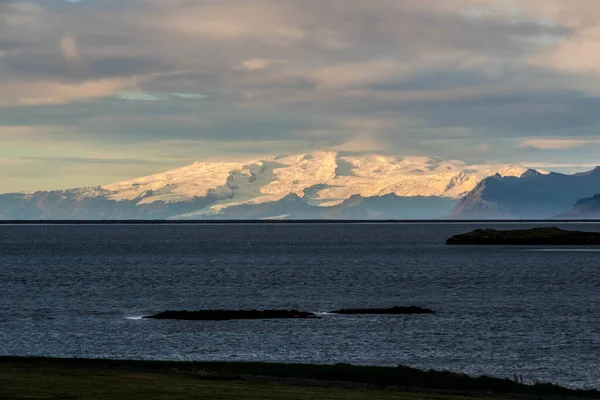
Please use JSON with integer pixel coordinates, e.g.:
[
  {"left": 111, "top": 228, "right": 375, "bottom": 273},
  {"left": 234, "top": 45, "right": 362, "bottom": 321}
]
[{"left": 2, "top": 219, "right": 600, "bottom": 225}]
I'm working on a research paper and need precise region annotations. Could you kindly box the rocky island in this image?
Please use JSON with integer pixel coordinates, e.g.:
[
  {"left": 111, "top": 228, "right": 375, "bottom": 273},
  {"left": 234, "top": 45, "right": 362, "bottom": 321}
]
[
  {"left": 144, "top": 309, "right": 319, "bottom": 321},
  {"left": 446, "top": 227, "right": 600, "bottom": 245},
  {"left": 330, "top": 306, "right": 435, "bottom": 315}
]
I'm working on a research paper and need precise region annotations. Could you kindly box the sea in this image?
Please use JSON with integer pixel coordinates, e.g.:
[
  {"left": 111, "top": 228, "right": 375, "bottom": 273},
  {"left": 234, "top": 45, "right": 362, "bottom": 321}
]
[{"left": 1, "top": 222, "right": 600, "bottom": 389}]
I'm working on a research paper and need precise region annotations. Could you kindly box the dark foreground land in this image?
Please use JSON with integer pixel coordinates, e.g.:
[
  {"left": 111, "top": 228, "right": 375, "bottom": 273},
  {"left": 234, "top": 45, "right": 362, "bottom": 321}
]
[
  {"left": 1, "top": 357, "right": 598, "bottom": 400},
  {"left": 447, "top": 227, "right": 600, "bottom": 245}
]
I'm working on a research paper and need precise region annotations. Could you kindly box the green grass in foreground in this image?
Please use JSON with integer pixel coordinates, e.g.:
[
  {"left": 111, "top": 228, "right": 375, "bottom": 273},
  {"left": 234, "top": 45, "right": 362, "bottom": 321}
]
[
  {"left": 0, "top": 364, "right": 487, "bottom": 400},
  {"left": 0, "top": 357, "right": 597, "bottom": 400}
]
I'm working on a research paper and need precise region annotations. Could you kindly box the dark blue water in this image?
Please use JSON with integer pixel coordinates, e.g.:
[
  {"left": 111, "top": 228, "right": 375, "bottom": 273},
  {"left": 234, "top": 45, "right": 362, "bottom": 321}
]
[{"left": 1, "top": 222, "right": 600, "bottom": 389}]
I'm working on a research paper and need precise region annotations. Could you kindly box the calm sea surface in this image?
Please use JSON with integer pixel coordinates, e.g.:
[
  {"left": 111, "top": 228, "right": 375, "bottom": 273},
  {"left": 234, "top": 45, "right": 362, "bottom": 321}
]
[{"left": 1, "top": 222, "right": 600, "bottom": 388}]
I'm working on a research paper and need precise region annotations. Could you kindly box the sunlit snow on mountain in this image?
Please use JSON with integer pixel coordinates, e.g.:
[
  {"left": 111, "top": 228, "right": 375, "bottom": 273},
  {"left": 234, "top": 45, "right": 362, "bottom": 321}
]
[{"left": 103, "top": 151, "right": 527, "bottom": 208}]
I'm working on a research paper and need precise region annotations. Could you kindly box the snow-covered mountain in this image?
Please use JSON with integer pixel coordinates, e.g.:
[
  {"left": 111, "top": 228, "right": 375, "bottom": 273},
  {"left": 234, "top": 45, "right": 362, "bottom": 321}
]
[
  {"left": 0, "top": 151, "right": 529, "bottom": 220},
  {"left": 104, "top": 151, "right": 526, "bottom": 206}
]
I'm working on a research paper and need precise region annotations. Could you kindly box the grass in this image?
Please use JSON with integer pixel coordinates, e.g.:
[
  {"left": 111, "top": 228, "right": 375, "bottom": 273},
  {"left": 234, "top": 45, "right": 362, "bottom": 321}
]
[
  {"left": 0, "top": 365, "right": 485, "bottom": 400},
  {"left": 0, "top": 357, "right": 597, "bottom": 400}
]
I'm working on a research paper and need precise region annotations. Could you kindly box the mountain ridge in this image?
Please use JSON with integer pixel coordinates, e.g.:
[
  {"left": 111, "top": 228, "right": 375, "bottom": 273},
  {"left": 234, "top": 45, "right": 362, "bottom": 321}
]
[
  {"left": 0, "top": 151, "right": 531, "bottom": 220},
  {"left": 449, "top": 167, "right": 600, "bottom": 219}
]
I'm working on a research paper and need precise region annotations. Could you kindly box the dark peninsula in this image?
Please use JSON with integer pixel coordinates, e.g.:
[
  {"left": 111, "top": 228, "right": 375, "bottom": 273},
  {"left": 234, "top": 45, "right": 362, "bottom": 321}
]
[
  {"left": 447, "top": 227, "right": 600, "bottom": 245},
  {"left": 143, "top": 309, "right": 318, "bottom": 321},
  {"left": 330, "top": 306, "right": 435, "bottom": 315}
]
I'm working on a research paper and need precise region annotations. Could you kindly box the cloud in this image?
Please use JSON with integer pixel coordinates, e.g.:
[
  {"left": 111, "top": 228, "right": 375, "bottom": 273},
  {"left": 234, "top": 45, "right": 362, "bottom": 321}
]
[
  {"left": 116, "top": 91, "right": 162, "bottom": 101},
  {"left": 170, "top": 92, "right": 206, "bottom": 99},
  {"left": 2, "top": 0, "right": 600, "bottom": 191},
  {"left": 148, "top": 2, "right": 306, "bottom": 43},
  {"left": 5, "top": 2, "right": 43, "bottom": 15},
  {"left": 21, "top": 156, "right": 162, "bottom": 165},
  {"left": 518, "top": 138, "right": 600, "bottom": 149},
  {"left": 544, "top": 26, "right": 600, "bottom": 74},
  {"left": 60, "top": 35, "right": 80, "bottom": 61},
  {"left": 520, "top": 162, "right": 600, "bottom": 174},
  {"left": 242, "top": 58, "right": 271, "bottom": 71},
  {"left": 115, "top": 91, "right": 207, "bottom": 101},
  {"left": 0, "top": 78, "right": 137, "bottom": 106},
  {"left": 333, "top": 133, "right": 389, "bottom": 153},
  {"left": 311, "top": 59, "right": 410, "bottom": 89},
  {"left": 519, "top": 2, "right": 600, "bottom": 79}
]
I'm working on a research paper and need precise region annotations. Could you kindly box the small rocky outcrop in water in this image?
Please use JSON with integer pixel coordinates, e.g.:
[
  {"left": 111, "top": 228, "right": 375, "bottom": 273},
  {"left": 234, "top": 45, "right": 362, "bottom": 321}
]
[
  {"left": 446, "top": 227, "right": 600, "bottom": 245},
  {"left": 330, "top": 306, "right": 435, "bottom": 315},
  {"left": 143, "top": 309, "right": 319, "bottom": 321}
]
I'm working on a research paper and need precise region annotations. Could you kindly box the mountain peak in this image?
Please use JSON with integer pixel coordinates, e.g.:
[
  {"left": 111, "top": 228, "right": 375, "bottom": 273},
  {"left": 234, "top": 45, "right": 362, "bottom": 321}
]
[{"left": 520, "top": 169, "right": 541, "bottom": 179}]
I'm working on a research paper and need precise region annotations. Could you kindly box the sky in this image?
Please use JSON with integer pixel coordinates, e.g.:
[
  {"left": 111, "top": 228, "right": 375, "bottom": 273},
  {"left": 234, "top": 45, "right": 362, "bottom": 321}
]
[{"left": 2, "top": 0, "right": 600, "bottom": 192}]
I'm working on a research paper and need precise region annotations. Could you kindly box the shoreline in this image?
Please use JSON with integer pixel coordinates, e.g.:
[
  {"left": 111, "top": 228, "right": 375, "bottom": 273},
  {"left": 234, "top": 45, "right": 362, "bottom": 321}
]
[{"left": 1, "top": 356, "right": 598, "bottom": 399}]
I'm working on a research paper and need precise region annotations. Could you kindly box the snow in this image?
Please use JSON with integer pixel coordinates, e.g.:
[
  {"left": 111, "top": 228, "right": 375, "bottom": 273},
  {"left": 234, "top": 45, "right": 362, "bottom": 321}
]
[
  {"left": 100, "top": 151, "right": 531, "bottom": 209},
  {"left": 103, "top": 161, "right": 249, "bottom": 203}
]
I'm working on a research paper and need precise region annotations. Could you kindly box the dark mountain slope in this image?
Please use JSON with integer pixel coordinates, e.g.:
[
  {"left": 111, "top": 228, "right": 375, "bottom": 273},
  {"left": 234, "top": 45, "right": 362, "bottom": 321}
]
[
  {"left": 449, "top": 167, "right": 600, "bottom": 219},
  {"left": 557, "top": 194, "right": 600, "bottom": 219}
]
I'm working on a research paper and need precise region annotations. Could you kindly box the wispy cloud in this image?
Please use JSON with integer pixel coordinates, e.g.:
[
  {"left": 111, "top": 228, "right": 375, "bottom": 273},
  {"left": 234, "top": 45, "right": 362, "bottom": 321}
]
[
  {"left": 518, "top": 138, "right": 600, "bottom": 149},
  {"left": 1, "top": 78, "right": 137, "bottom": 106},
  {"left": 115, "top": 91, "right": 206, "bottom": 101},
  {"left": 21, "top": 156, "right": 163, "bottom": 165},
  {"left": 116, "top": 91, "right": 163, "bottom": 101},
  {"left": 170, "top": 93, "right": 206, "bottom": 99}
]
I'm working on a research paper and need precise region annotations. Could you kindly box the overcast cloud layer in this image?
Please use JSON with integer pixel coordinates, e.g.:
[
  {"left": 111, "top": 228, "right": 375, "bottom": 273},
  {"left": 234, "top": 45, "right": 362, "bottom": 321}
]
[{"left": 1, "top": 0, "right": 600, "bottom": 191}]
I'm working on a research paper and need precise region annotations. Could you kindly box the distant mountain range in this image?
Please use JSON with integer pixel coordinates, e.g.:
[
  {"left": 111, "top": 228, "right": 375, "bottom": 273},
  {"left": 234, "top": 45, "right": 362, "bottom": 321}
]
[
  {"left": 3, "top": 151, "right": 600, "bottom": 220},
  {"left": 0, "top": 151, "right": 526, "bottom": 220},
  {"left": 449, "top": 167, "right": 600, "bottom": 219}
]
